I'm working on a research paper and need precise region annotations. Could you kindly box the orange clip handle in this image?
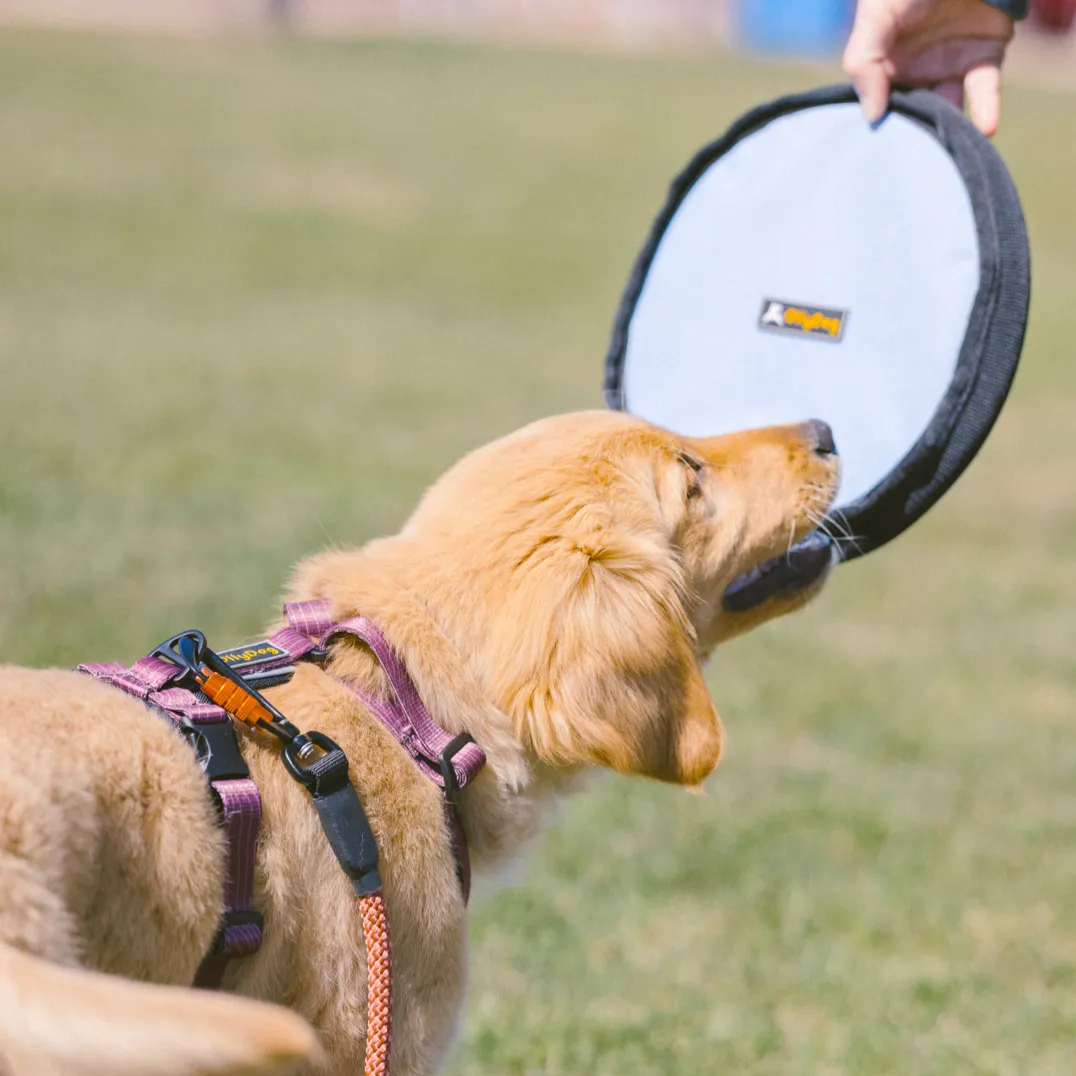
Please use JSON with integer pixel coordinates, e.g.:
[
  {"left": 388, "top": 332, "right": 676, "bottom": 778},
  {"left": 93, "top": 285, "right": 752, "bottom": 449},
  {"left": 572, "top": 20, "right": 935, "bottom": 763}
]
[{"left": 199, "top": 669, "right": 274, "bottom": 729}]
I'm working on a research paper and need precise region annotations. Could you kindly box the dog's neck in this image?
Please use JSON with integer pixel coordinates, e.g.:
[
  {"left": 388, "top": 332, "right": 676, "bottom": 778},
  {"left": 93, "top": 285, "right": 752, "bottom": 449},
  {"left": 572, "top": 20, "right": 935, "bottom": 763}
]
[{"left": 284, "top": 539, "right": 585, "bottom": 884}]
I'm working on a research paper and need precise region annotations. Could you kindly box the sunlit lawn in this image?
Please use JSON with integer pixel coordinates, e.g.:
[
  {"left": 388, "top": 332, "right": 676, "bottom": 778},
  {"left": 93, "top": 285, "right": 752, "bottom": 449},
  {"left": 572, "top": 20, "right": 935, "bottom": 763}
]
[{"left": 2, "top": 29, "right": 1076, "bottom": 1074}]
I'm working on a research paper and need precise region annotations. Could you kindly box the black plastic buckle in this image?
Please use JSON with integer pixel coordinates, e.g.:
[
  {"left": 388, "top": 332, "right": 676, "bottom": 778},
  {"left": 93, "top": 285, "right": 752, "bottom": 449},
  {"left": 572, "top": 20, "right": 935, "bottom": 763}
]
[
  {"left": 439, "top": 732, "right": 476, "bottom": 803},
  {"left": 180, "top": 718, "right": 251, "bottom": 783}
]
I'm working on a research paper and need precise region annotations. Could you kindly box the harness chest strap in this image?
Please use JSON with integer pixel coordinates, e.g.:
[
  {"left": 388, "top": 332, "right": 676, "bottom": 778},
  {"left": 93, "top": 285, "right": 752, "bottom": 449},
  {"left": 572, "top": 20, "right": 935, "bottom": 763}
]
[{"left": 284, "top": 600, "right": 486, "bottom": 901}]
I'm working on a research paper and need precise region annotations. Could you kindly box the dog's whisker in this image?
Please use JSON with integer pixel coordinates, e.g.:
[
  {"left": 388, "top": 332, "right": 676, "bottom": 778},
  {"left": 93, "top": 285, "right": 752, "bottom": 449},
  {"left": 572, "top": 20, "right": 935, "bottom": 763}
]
[
  {"left": 821, "top": 514, "right": 866, "bottom": 556},
  {"left": 821, "top": 509, "right": 862, "bottom": 548},
  {"left": 800, "top": 502, "right": 867, "bottom": 558},
  {"left": 797, "top": 480, "right": 866, "bottom": 557}
]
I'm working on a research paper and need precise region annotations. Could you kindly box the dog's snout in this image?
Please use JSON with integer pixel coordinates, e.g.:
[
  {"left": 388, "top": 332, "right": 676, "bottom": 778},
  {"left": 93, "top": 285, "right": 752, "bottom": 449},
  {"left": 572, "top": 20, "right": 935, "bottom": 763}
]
[{"left": 807, "top": 419, "right": 837, "bottom": 457}]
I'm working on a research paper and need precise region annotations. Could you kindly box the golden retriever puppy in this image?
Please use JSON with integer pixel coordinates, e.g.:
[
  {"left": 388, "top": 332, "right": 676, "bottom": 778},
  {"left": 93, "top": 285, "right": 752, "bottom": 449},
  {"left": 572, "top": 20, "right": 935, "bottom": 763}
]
[{"left": 0, "top": 410, "right": 838, "bottom": 1076}]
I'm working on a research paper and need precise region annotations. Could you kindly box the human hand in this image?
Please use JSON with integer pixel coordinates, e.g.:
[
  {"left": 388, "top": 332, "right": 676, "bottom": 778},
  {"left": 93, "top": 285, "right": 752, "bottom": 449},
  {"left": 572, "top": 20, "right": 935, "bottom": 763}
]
[{"left": 843, "top": 0, "right": 1015, "bottom": 136}]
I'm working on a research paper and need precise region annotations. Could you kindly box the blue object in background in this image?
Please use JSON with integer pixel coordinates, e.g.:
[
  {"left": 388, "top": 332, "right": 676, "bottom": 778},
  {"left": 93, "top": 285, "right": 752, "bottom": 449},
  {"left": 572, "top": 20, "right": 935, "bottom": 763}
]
[{"left": 734, "top": 0, "right": 855, "bottom": 56}]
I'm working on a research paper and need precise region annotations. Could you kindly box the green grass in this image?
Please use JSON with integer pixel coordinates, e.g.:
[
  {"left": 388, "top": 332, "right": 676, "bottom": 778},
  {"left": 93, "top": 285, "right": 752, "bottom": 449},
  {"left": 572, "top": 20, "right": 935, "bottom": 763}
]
[{"left": 2, "top": 29, "right": 1076, "bottom": 1074}]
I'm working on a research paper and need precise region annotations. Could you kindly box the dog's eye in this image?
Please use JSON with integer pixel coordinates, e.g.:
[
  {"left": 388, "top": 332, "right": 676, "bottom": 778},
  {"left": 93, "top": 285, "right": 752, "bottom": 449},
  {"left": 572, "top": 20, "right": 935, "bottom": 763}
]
[{"left": 677, "top": 453, "right": 704, "bottom": 499}]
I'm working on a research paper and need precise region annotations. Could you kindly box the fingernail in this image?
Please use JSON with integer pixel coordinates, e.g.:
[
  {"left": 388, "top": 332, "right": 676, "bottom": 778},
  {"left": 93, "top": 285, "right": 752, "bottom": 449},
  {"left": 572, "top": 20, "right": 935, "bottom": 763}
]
[{"left": 865, "top": 100, "right": 886, "bottom": 127}]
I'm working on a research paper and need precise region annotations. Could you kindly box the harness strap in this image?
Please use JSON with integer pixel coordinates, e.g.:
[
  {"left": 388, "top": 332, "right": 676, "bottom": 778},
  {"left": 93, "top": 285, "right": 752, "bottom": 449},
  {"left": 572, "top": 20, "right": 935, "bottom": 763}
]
[
  {"left": 78, "top": 660, "right": 263, "bottom": 986},
  {"left": 187, "top": 603, "right": 486, "bottom": 796},
  {"left": 443, "top": 801, "right": 473, "bottom": 905},
  {"left": 77, "top": 598, "right": 485, "bottom": 997},
  {"left": 283, "top": 600, "right": 485, "bottom": 901},
  {"left": 285, "top": 601, "right": 486, "bottom": 791}
]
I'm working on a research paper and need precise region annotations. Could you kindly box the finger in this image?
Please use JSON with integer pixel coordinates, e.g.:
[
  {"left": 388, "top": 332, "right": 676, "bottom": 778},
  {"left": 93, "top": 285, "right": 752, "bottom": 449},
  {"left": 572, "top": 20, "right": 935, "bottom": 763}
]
[
  {"left": 934, "top": 79, "right": 965, "bottom": 113},
  {"left": 964, "top": 62, "right": 1002, "bottom": 136},
  {"left": 848, "top": 60, "right": 892, "bottom": 125},
  {"left": 843, "top": 13, "right": 897, "bottom": 126}
]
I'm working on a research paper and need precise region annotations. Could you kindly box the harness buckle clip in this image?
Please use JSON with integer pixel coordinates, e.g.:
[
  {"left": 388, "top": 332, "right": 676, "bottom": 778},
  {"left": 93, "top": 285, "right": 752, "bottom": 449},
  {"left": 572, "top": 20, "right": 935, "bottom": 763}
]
[
  {"left": 154, "top": 629, "right": 304, "bottom": 746},
  {"left": 438, "top": 732, "right": 476, "bottom": 803},
  {"left": 152, "top": 630, "right": 209, "bottom": 688}
]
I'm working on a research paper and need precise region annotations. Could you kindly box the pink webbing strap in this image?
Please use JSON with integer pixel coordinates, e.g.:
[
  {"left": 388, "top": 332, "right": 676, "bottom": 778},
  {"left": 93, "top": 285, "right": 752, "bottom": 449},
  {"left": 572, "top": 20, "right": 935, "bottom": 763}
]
[
  {"left": 284, "top": 601, "right": 487, "bottom": 793},
  {"left": 77, "top": 659, "right": 264, "bottom": 988},
  {"left": 285, "top": 600, "right": 486, "bottom": 902},
  {"left": 191, "top": 778, "right": 264, "bottom": 988}
]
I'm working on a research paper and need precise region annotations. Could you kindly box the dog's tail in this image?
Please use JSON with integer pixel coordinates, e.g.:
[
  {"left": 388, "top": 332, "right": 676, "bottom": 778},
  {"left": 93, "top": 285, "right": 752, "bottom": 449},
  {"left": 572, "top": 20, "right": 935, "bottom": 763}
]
[{"left": 0, "top": 940, "right": 324, "bottom": 1076}]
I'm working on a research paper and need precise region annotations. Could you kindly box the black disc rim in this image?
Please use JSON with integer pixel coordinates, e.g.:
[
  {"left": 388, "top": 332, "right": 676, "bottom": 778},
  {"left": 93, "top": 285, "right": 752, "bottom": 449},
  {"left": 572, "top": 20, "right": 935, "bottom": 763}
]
[{"left": 604, "top": 85, "right": 1030, "bottom": 560}]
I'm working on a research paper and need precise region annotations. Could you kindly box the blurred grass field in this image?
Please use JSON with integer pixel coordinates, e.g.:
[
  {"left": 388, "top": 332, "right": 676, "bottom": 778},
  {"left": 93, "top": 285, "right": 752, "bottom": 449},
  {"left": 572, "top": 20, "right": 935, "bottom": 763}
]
[{"left": 2, "top": 29, "right": 1076, "bottom": 1075}]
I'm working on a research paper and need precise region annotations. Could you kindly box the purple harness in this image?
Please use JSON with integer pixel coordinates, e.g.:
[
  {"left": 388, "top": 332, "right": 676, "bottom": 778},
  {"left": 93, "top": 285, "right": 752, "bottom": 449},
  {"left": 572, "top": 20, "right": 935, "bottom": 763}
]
[{"left": 78, "top": 599, "right": 486, "bottom": 988}]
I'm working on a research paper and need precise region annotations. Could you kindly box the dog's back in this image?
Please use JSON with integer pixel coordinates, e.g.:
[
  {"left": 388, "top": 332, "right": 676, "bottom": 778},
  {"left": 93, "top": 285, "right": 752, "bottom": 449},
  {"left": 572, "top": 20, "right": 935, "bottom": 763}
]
[{"left": 0, "top": 668, "right": 322, "bottom": 1076}]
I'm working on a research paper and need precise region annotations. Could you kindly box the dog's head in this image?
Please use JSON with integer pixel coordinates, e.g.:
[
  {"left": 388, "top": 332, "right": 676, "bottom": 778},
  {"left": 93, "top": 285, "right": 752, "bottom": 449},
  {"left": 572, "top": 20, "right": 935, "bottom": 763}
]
[{"left": 398, "top": 410, "right": 839, "bottom": 787}]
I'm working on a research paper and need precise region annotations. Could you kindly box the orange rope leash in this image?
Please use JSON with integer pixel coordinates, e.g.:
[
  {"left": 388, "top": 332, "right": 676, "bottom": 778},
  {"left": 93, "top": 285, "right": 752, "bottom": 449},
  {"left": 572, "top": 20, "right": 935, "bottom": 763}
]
[{"left": 360, "top": 893, "right": 393, "bottom": 1076}]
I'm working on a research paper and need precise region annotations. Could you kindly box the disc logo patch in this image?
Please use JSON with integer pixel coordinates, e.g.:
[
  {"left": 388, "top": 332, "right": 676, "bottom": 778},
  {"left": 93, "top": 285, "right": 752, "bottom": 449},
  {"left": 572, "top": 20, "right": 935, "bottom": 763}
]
[{"left": 759, "top": 299, "right": 847, "bottom": 342}]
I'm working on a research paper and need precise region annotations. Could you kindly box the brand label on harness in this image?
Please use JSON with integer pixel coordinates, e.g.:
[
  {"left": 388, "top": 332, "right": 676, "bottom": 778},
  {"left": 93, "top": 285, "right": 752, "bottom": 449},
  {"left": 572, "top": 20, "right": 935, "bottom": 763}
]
[
  {"left": 216, "top": 640, "right": 289, "bottom": 670},
  {"left": 758, "top": 299, "right": 847, "bottom": 342}
]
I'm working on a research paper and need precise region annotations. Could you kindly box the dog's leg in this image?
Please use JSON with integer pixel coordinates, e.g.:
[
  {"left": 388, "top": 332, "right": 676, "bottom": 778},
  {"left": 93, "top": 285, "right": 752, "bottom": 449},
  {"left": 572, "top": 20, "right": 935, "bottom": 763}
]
[{"left": 0, "top": 940, "right": 325, "bottom": 1076}]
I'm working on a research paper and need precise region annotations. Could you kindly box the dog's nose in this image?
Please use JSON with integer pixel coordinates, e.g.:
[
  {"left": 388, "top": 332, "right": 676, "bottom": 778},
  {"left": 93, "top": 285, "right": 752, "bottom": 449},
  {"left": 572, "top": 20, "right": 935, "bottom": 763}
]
[{"left": 807, "top": 419, "right": 837, "bottom": 457}]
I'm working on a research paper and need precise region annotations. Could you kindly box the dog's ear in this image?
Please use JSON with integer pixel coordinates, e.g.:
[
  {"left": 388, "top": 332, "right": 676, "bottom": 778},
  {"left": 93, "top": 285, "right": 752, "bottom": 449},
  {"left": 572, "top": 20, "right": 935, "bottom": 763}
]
[{"left": 515, "top": 537, "right": 724, "bottom": 786}]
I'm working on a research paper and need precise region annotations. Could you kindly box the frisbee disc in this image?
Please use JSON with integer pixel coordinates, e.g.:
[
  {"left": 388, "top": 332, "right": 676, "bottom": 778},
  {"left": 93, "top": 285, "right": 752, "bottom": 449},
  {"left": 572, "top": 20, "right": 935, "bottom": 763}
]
[{"left": 604, "top": 86, "right": 1030, "bottom": 559}]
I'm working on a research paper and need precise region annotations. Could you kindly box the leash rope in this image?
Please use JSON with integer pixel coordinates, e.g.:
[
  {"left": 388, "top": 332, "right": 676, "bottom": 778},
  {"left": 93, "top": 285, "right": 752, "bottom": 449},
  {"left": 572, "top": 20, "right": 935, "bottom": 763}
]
[
  {"left": 154, "top": 631, "right": 395, "bottom": 1076},
  {"left": 360, "top": 893, "right": 393, "bottom": 1076}
]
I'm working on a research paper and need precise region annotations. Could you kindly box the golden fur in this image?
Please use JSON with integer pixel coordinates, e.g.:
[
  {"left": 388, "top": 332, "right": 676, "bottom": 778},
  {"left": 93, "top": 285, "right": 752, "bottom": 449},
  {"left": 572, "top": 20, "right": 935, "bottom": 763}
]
[{"left": 0, "top": 411, "right": 838, "bottom": 1076}]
